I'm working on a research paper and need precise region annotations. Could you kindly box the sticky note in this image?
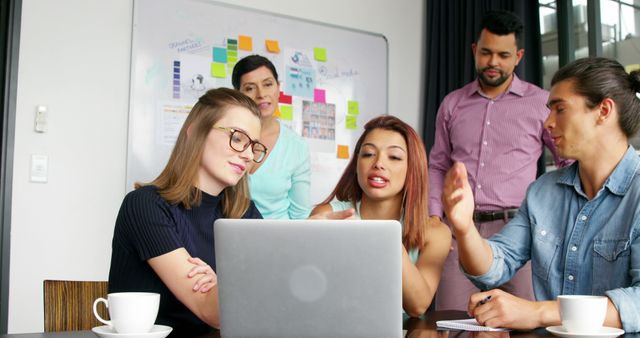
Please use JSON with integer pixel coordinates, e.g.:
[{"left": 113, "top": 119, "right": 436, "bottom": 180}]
[
  {"left": 346, "top": 115, "right": 357, "bottom": 129},
  {"left": 279, "top": 105, "right": 293, "bottom": 120},
  {"left": 211, "top": 62, "right": 226, "bottom": 78},
  {"left": 337, "top": 145, "right": 350, "bottom": 159},
  {"left": 314, "top": 47, "right": 327, "bottom": 62},
  {"left": 266, "top": 40, "right": 280, "bottom": 53},
  {"left": 279, "top": 91, "right": 292, "bottom": 104},
  {"left": 314, "top": 89, "right": 326, "bottom": 103},
  {"left": 625, "top": 64, "right": 640, "bottom": 73},
  {"left": 239, "top": 35, "right": 253, "bottom": 51},
  {"left": 213, "top": 47, "right": 227, "bottom": 63},
  {"left": 348, "top": 100, "right": 359, "bottom": 115},
  {"left": 272, "top": 105, "right": 281, "bottom": 118}
]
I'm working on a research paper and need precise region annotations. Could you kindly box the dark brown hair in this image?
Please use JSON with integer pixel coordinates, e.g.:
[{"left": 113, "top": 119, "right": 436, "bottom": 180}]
[{"left": 552, "top": 57, "right": 640, "bottom": 138}]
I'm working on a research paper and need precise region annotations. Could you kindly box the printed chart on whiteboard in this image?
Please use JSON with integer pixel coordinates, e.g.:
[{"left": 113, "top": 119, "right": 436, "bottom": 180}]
[{"left": 128, "top": 0, "right": 388, "bottom": 203}]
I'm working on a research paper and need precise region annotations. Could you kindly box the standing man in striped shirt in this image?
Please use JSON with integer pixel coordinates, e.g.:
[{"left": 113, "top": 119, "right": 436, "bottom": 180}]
[{"left": 429, "top": 10, "right": 569, "bottom": 311}]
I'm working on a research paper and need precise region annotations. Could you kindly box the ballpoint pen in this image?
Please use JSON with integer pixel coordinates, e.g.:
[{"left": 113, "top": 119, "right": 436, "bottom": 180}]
[{"left": 477, "top": 295, "right": 492, "bottom": 307}]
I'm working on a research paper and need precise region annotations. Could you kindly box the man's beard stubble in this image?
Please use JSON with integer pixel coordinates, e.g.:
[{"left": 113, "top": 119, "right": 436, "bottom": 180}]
[{"left": 477, "top": 66, "right": 511, "bottom": 87}]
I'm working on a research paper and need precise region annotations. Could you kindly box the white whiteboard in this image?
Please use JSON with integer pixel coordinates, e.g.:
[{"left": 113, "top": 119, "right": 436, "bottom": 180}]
[{"left": 128, "top": 0, "right": 388, "bottom": 204}]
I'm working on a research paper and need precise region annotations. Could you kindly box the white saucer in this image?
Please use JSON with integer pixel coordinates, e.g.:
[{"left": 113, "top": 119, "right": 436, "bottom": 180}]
[
  {"left": 546, "top": 326, "right": 625, "bottom": 338},
  {"left": 91, "top": 325, "right": 172, "bottom": 338}
]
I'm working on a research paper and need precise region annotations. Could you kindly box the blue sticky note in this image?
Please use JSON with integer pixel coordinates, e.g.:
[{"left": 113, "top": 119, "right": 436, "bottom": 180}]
[{"left": 213, "top": 47, "right": 228, "bottom": 63}]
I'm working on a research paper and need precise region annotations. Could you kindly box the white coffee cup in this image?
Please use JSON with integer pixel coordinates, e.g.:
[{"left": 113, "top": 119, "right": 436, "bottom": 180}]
[
  {"left": 558, "top": 295, "right": 608, "bottom": 334},
  {"left": 93, "top": 292, "right": 160, "bottom": 334}
]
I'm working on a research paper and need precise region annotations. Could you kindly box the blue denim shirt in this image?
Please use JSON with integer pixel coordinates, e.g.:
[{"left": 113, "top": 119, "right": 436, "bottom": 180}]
[{"left": 466, "top": 146, "right": 640, "bottom": 332}]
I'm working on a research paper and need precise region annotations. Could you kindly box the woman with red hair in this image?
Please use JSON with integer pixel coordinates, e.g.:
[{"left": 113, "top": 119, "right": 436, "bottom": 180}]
[{"left": 311, "top": 115, "right": 451, "bottom": 317}]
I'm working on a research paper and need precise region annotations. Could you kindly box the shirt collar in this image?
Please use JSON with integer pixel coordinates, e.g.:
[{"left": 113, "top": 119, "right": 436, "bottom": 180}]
[
  {"left": 558, "top": 145, "right": 640, "bottom": 197},
  {"left": 467, "top": 74, "right": 525, "bottom": 98}
]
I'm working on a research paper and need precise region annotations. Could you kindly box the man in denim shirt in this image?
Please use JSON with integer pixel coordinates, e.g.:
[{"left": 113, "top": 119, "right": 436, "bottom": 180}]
[{"left": 442, "top": 57, "right": 640, "bottom": 332}]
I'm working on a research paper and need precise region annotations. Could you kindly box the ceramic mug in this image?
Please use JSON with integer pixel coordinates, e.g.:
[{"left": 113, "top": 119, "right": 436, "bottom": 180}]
[
  {"left": 558, "top": 295, "right": 607, "bottom": 334},
  {"left": 93, "top": 292, "right": 160, "bottom": 334}
]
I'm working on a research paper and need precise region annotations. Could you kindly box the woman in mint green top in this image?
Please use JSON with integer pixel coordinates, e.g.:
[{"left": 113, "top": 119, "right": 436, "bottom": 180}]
[
  {"left": 248, "top": 120, "right": 310, "bottom": 219},
  {"left": 330, "top": 200, "right": 420, "bottom": 264},
  {"left": 311, "top": 115, "right": 452, "bottom": 317},
  {"left": 233, "top": 55, "right": 311, "bottom": 219}
]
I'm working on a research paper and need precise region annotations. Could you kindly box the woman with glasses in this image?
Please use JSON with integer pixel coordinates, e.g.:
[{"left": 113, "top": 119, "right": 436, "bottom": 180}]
[
  {"left": 311, "top": 115, "right": 452, "bottom": 317},
  {"left": 232, "top": 55, "right": 311, "bottom": 219},
  {"left": 107, "top": 88, "right": 267, "bottom": 337}
]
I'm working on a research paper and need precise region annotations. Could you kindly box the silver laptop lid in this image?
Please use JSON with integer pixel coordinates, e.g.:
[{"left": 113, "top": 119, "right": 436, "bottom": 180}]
[{"left": 214, "top": 219, "right": 403, "bottom": 338}]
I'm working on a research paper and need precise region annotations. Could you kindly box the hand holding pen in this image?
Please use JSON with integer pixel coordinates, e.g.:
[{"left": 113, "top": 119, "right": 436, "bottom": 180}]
[{"left": 468, "top": 289, "right": 547, "bottom": 330}]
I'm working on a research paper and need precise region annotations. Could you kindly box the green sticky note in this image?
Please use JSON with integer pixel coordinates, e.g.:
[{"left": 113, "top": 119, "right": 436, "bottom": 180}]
[
  {"left": 314, "top": 47, "right": 327, "bottom": 62},
  {"left": 211, "top": 62, "right": 226, "bottom": 78},
  {"left": 346, "top": 115, "right": 357, "bottom": 129},
  {"left": 348, "top": 100, "right": 359, "bottom": 115},
  {"left": 280, "top": 105, "right": 293, "bottom": 120}
]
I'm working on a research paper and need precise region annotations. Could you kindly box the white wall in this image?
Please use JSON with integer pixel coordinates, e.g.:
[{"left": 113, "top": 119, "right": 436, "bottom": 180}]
[{"left": 9, "top": 0, "right": 424, "bottom": 333}]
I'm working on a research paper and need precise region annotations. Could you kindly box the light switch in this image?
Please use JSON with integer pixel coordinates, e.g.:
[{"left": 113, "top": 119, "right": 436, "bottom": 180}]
[
  {"left": 30, "top": 154, "right": 48, "bottom": 183},
  {"left": 35, "top": 105, "right": 47, "bottom": 133}
]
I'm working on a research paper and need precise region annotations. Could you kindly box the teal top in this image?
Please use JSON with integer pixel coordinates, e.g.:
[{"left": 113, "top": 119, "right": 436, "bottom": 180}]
[
  {"left": 329, "top": 200, "right": 420, "bottom": 263},
  {"left": 249, "top": 121, "right": 311, "bottom": 219}
]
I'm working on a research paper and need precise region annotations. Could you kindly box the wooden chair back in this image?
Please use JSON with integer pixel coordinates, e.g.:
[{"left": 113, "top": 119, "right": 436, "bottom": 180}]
[{"left": 43, "top": 279, "right": 109, "bottom": 332}]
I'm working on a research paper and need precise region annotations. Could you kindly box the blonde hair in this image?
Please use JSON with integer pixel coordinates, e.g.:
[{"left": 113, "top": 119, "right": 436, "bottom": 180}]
[{"left": 136, "top": 88, "right": 261, "bottom": 218}]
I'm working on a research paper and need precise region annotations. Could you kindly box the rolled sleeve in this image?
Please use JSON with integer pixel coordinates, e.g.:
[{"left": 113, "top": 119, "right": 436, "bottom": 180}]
[
  {"left": 606, "top": 287, "right": 640, "bottom": 332},
  {"left": 463, "top": 240, "right": 512, "bottom": 290}
]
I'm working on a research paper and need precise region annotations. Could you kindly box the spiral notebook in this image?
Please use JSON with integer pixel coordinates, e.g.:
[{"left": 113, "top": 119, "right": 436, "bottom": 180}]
[{"left": 436, "top": 318, "right": 509, "bottom": 332}]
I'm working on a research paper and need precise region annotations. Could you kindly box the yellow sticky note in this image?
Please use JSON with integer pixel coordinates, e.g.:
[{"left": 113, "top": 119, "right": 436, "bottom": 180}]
[
  {"left": 337, "top": 145, "right": 350, "bottom": 159},
  {"left": 279, "top": 105, "right": 293, "bottom": 120},
  {"left": 239, "top": 35, "right": 253, "bottom": 51},
  {"left": 625, "top": 64, "right": 640, "bottom": 73},
  {"left": 265, "top": 40, "right": 280, "bottom": 53},
  {"left": 211, "top": 62, "right": 226, "bottom": 78},
  {"left": 314, "top": 47, "right": 327, "bottom": 62},
  {"left": 346, "top": 115, "right": 357, "bottom": 129},
  {"left": 348, "top": 100, "right": 359, "bottom": 115}
]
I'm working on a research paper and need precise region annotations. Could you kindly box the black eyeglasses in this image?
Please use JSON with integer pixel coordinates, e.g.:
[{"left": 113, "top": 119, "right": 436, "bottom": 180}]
[{"left": 214, "top": 126, "right": 268, "bottom": 163}]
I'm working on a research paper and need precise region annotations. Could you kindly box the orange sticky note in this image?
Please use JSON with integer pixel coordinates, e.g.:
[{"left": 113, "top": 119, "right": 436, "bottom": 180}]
[
  {"left": 337, "top": 145, "right": 350, "bottom": 159},
  {"left": 239, "top": 35, "right": 253, "bottom": 51},
  {"left": 272, "top": 105, "right": 281, "bottom": 118},
  {"left": 265, "top": 40, "right": 280, "bottom": 53}
]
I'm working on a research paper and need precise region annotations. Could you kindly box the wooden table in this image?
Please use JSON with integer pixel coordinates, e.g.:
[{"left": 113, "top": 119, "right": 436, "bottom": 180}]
[{"left": 1, "top": 311, "right": 637, "bottom": 338}]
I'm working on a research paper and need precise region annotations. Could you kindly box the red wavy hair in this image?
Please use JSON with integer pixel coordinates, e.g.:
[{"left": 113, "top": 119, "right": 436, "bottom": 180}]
[{"left": 321, "top": 115, "right": 429, "bottom": 249}]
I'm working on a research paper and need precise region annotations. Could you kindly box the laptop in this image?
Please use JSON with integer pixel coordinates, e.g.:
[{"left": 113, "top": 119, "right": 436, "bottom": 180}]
[{"left": 214, "top": 219, "right": 403, "bottom": 338}]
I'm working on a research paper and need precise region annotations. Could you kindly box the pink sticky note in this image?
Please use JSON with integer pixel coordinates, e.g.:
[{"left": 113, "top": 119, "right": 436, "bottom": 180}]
[{"left": 314, "top": 89, "right": 326, "bottom": 103}]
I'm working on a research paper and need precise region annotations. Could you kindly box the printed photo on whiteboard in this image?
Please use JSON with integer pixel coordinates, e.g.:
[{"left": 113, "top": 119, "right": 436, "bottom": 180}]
[
  {"left": 159, "top": 102, "right": 192, "bottom": 146},
  {"left": 284, "top": 49, "right": 316, "bottom": 98},
  {"left": 302, "top": 100, "right": 335, "bottom": 141}
]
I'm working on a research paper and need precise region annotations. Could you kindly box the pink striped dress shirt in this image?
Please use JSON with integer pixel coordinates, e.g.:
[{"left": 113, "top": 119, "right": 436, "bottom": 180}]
[{"left": 428, "top": 75, "right": 570, "bottom": 217}]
